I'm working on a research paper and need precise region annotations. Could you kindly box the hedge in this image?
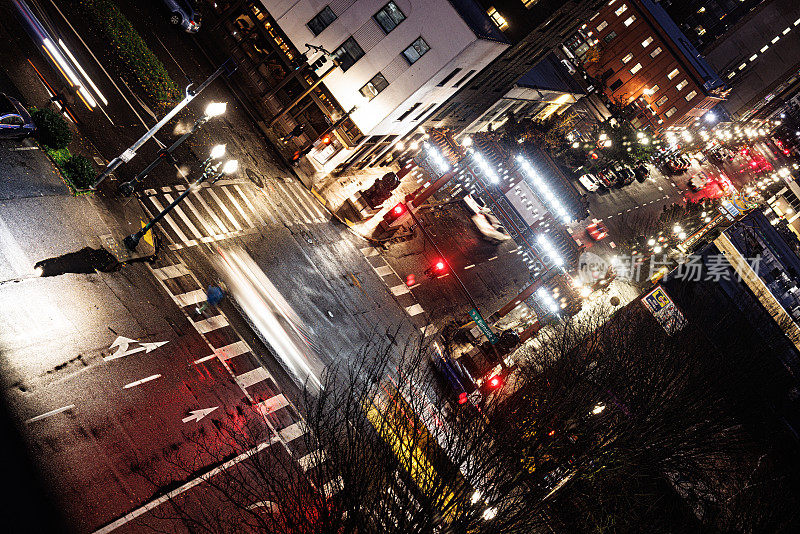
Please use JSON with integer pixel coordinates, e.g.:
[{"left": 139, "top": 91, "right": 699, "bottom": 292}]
[
  {"left": 62, "top": 154, "right": 96, "bottom": 190},
  {"left": 78, "top": 0, "right": 180, "bottom": 105},
  {"left": 31, "top": 107, "right": 72, "bottom": 150}
]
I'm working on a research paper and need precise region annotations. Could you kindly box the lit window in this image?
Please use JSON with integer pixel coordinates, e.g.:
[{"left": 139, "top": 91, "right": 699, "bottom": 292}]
[
  {"left": 641, "top": 36, "right": 653, "bottom": 47},
  {"left": 655, "top": 95, "right": 668, "bottom": 107},
  {"left": 522, "top": 0, "right": 538, "bottom": 8},
  {"left": 603, "top": 31, "right": 617, "bottom": 43},
  {"left": 624, "top": 15, "right": 636, "bottom": 26},
  {"left": 667, "top": 68, "right": 679, "bottom": 80},
  {"left": 615, "top": 4, "right": 627, "bottom": 16},
  {"left": 795, "top": 17, "right": 800, "bottom": 26},
  {"left": 597, "top": 20, "right": 608, "bottom": 32},
  {"left": 760, "top": 45, "right": 769, "bottom": 53},
  {"left": 738, "top": 63, "right": 747, "bottom": 70},
  {"left": 727, "top": 71, "right": 736, "bottom": 79},
  {"left": 749, "top": 54, "right": 757, "bottom": 61},
  {"left": 697, "top": 6, "right": 706, "bottom": 13},
  {"left": 630, "top": 62, "right": 642, "bottom": 74},
  {"left": 783, "top": 27, "right": 792, "bottom": 35},
  {"left": 676, "top": 79, "right": 687, "bottom": 91},
  {"left": 402, "top": 37, "right": 430, "bottom": 65},
  {"left": 665, "top": 106, "right": 677, "bottom": 118},
  {"left": 360, "top": 72, "right": 389, "bottom": 100},
  {"left": 649, "top": 84, "right": 659, "bottom": 94},
  {"left": 487, "top": 7, "right": 508, "bottom": 30},
  {"left": 374, "top": 2, "right": 406, "bottom": 34},
  {"left": 771, "top": 36, "right": 780, "bottom": 44},
  {"left": 685, "top": 90, "right": 697, "bottom": 101},
  {"left": 696, "top": 26, "right": 706, "bottom": 35},
  {"left": 650, "top": 46, "right": 662, "bottom": 58},
  {"left": 622, "top": 52, "right": 633, "bottom": 64}
]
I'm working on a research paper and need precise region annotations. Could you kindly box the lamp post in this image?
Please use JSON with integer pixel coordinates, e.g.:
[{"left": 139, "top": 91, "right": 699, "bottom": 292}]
[
  {"left": 123, "top": 145, "right": 237, "bottom": 251},
  {"left": 92, "top": 60, "right": 234, "bottom": 189},
  {"left": 118, "top": 102, "right": 227, "bottom": 196}
]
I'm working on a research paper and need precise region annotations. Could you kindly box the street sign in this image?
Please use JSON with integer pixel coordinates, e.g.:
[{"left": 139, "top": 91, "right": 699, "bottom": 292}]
[
  {"left": 721, "top": 199, "right": 741, "bottom": 218},
  {"left": 718, "top": 205, "right": 735, "bottom": 222},
  {"left": 468, "top": 308, "right": 499, "bottom": 344},
  {"left": 641, "top": 286, "right": 686, "bottom": 335}
]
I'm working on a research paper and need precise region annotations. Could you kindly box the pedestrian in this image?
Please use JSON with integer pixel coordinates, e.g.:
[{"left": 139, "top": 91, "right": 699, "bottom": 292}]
[{"left": 196, "top": 284, "right": 226, "bottom": 315}]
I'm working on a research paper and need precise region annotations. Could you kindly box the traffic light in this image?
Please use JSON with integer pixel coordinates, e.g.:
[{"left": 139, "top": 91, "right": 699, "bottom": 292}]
[
  {"left": 425, "top": 258, "right": 447, "bottom": 279},
  {"left": 487, "top": 375, "right": 503, "bottom": 389},
  {"left": 383, "top": 202, "right": 407, "bottom": 223},
  {"left": 311, "top": 56, "right": 327, "bottom": 70}
]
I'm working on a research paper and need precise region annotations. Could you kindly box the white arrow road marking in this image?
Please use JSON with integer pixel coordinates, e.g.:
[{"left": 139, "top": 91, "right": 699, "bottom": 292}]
[
  {"left": 123, "top": 374, "right": 161, "bottom": 389},
  {"left": 105, "top": 336, "right": 169, "bottom": 361},
  {"left": 182, "top": 407, "right": 219, "bottom": 423},
  {"left": 25, "top": 404, "right": 76, "bottom": 424}
]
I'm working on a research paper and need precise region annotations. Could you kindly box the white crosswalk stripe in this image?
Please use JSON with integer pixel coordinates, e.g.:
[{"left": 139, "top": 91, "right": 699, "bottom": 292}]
[
  {"left": 149, "top": 197, "right": 193, "bottom": 245},
  {"left": 276, "top": 181, "right": 313, "bottom": 223}
]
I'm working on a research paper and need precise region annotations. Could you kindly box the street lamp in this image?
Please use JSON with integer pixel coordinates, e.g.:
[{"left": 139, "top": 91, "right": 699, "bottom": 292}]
[
  {"left": 123, "top": 145, "right": 237, "bottom": 252},
  {"left": 118, "top": 101, "right": 227, "bottom": 196}
]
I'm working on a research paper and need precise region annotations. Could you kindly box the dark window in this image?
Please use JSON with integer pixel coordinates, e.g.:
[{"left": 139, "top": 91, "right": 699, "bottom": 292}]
[
  {"left": 437, "top": 68, "right": 462, "bottom": 87},
  {"left": 402, "top": 37, "right": 430, "bottom": 65},
  {"left": 609, "top": 79, "right": 623, "bottom": 90},
  {"left": 452, "top": 69, "right": 475, "bottom": 88},
  {"left": 602, "top": 68, "right": 614, "bottom": 79},
  {"left": 397, "top": 103, "right": 422, "bottom": 121},
  {"left": 307, "top": 6, "right": 336, "bottom": 36},
  {"left": 374, "top": 2, "right": 406, "bottom": 34},
  {"left": 603, "top": 30, "right": 617, "bottom": 43},
  {"left": 333, "top": 37, "right": 365, "bottom": 71},
  {"left": 413, "top": 103, "right": 437, "bottom": 121},
  {"left": 360, "top": 72, "right": 389, "bottom": 100}
]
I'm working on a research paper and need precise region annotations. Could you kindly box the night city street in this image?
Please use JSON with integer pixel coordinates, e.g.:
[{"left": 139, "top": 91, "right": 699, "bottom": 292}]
[{"left": 3, "top": 0, "right": 800, "bottom": 532}]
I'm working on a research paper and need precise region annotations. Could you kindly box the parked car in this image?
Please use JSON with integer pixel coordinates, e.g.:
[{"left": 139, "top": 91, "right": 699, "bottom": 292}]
[
  {"left": 159, "top": 0, "right": 201, "bottom": 32},
  {"left": 597, "top": 167, "right": 619, "bottom": 187},
  {"left": 578, "top": 173, "right": 600, "bottom": 192},
  {"left": 615, "top": 165, "right": 635, "bottom": 185},
  {"left": 0, "top": 93, "right": 35, "bottom": 139},
  {"left": 586, "top": 221, "right": 608, "bottom": 241},
  {"left": 633, "top": 163, "right": 649, "bottom": 182}
]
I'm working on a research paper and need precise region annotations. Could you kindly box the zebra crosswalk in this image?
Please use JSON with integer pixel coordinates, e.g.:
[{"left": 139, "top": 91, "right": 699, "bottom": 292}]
[{"left": 140, "top": 178, "right": 329, "bottom": 250}]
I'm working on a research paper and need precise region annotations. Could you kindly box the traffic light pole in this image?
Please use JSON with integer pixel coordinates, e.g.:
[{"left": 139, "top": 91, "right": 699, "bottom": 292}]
[{"left": 405, "top": 206, "right": 504, "bottom": 364}]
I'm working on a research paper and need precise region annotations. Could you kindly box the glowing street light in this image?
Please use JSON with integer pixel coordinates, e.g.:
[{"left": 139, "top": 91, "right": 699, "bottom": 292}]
[
  {"left": 516, "top": 155, "right": 572, "bottom": 223},
  {"left": 537, "top": 234, "right": 565, "bottom": 267}
]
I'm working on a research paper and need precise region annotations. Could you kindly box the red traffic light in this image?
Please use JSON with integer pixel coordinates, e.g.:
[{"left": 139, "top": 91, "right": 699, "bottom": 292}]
[
  {"left": 434, "top": 260, "right": 445, "bottom": 272},
  {"left": 487, "top": 375, "right": 503, "bottom": 389},
  {"left": 386, "top": 203, "right": 406, "bottom": 220},
  {"left": 458, "top": 392, "right": 468, "bottom": 404},
  {"left": 406, "top": 274, "right": 416, "bottom": 286},
  {"left": 321, "top": 135, "right": 331, "bottom": 145},
  {"left": 292, "top": 150, "right": 302, "bottom": 161}
]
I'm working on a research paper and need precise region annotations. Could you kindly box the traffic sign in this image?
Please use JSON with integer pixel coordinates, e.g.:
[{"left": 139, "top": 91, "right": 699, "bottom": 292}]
[{"left": 468, "top": 308, "right": 499, "bottom": 344}]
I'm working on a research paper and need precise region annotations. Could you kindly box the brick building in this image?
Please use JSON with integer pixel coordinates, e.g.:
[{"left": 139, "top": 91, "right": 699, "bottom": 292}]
[{"left": 575, "top": 0, "right": 727, "bottom": 131}]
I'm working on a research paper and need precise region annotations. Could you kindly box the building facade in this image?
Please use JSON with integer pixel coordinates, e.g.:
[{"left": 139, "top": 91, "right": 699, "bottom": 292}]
[
  {"left": 577, "top": 0, "right": 726, "bottom": 131},
  {"left": 702, "top": 0, "right": 800, "bottom": 122},
  {"left": 655, "top": 0, "right": 762, "bottom": 52}
]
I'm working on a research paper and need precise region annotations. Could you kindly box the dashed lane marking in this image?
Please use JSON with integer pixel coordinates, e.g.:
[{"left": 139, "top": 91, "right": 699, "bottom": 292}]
[
  {"left": 123, "top": 374, "right": 161, "bottom": 389},
  {"left": 390, "top": 284, "right": 410, "bottom": 296},
  {"left": 405, "top": 304, "right": 425, "bottom": 316},
  {"left": 374, "top": 265, "right": 393, "bottom": 276},
  {"left": 25, "top": 405, "right": 76, "bottom": 424},
  {"left": 299, "top": 450, "right": 328, "bottom": 471}
]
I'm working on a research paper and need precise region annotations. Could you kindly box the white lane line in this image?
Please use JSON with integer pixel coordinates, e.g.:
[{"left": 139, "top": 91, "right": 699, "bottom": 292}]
[
  {"left": 177, "top": 192, "right": 221, "bottom": 236},
  {"left": 275, "top": 182, "right": 313, "bottom": 223},
  {"left": 464, "top": 264, "right": 475, "bottom": 270},
  {"left": 25, "top": 404, "right": 75, "bottom": 424},
  {"left": 193, "top": 314, "right": 229, "bottom": 334},
  {"left": 234, "top": 185, "right": 271, "bottom": 226},
  {"left": 123, "top": 374, "right": 161, "bottom": 389},
  {"left": 143, "top": 189, "right": 157, "bottom": 196},
  {"left": 193, "top": 354, "right": 216, "bottom": 365},
  {"left": 236, "top": 367, "right": 271, "bottom": 389},
  {"left": 420, "top": 325, "right": 438, "bottom": 337},
  {"left": 161, "top": 186, "right": 171, "bottom": 193},
  {"left": 207, "top": 188, "right": 243, "bottom": 231},
  {"left": 405, "top": 304, "right": 425, "bottom": 316},
  {"left": 298, "top": 449, "right": 327, "bottom": 471},
  {"left": 279, "top": 421, "right": 307, "bottom": 442},
  {"left": 323, "top": 476, "right": 344, "bottom": 497},
  {"left": 163, "top": 194, "right": 204, "bottom": 240},
  {"left": 255, "top": 394, "right": 289, "bottom": 416},
  {"left": 360, "top": 246, "right": 378, "bottom": 256},
  {"left": 151, "top": 263, "right": 191, "bottom": 280},
  {"left": 284, "top": 182, "right": 323, "bottom": 222},
  {"left": 192, "top": 189, "right": 230, "bottom": 234},
  {"left": 149, "top": 198, "right": 191, "bottom": 244},
  {"left": 259, "top": 187, "right": 287, "bottom": 225},
  {"left": 488, "top": 256, "right": 498, "bottom": 261},
  {"left": 215, "top": 340, "right": 250, "bottom": 361},
  {"left": 174, "top": 289, "right": 206, "bottom": 307},
  {"left": 294, "top": 183, "right": 328, "bottom": 220},
  {"left": 91, "top": 438, "right": 279, "bottom": 534},
  {"left": 374, "top": 265, "right": 393, "bottom": 276},
  {"left": 390, "top": 284, "right": 410, "bottom": 296},
  {"left": 223, "top": 187, "right": 255, "bottom": 228}
]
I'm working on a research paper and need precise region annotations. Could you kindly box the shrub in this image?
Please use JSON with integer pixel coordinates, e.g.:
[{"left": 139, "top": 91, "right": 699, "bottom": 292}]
[
  {"left": 31, "top": 108, "right": 72, "bottom": 150},
  {"left": 63, "top": 154, "right": 96, "bottom": 190},
  {"left": 46, "top": 147, "right": 72, "bottom": 167},
  {"left": 78, "top": 0, "right": 180, "bottom": 105}
]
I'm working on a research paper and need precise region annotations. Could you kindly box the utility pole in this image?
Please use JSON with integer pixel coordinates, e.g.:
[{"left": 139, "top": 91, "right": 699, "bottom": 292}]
[{"left": 93, "top": 60, "right": 235, "bottom": 189}]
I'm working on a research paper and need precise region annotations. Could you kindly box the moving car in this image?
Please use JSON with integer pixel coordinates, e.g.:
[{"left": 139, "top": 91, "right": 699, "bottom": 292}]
[
  {"left": 463, "top": 194, "right": 511, "bottom": 244},
  {"left": 748, "top": 153, "right": 773, "bottom": 173},
  {"left": 159, "top": 0, "right": 201, "bottom": 32},
  {"left": 578, "top": 173, "right": 600, "bottom": 192},
  {"left": 688, "top": 174, "right": 707, "bottom": 191},
  {"left": 0, "top": 93, "right": 35, "bottom": 139},
  {"left": 586, "top": 221, "right": 608, "bottom": 241}
]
